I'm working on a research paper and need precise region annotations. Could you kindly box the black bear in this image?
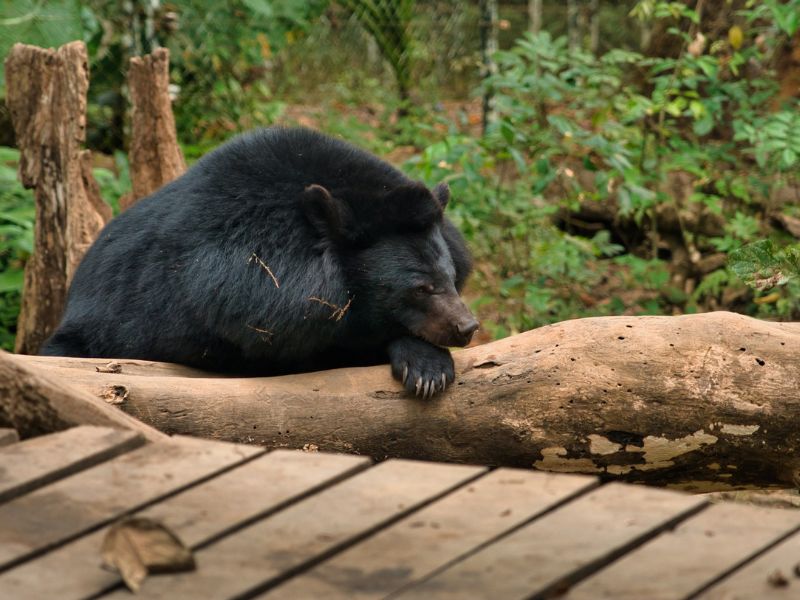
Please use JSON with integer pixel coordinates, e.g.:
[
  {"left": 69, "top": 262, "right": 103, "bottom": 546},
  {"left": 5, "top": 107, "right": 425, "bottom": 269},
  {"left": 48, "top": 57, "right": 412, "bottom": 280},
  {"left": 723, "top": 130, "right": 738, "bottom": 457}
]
[{"left": 41, "top": 127, "right": 478, "bottom": 398}]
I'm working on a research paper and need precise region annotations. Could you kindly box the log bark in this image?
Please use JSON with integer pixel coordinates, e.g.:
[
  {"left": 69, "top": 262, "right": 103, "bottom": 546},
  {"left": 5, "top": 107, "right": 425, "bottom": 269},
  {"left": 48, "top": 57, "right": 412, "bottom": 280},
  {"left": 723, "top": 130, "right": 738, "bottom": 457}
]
[
  {"left": 0, "top": 350, "right": 166, "bottom": 442},
  {"left": 15, "top": 312, "right": 800, "bottom": 490},
  {"left": 4, "top": 42, "right": 110, "bottom": 354},
  {"left": 123, "top": 47, "right": 186, "bottom": 210}
]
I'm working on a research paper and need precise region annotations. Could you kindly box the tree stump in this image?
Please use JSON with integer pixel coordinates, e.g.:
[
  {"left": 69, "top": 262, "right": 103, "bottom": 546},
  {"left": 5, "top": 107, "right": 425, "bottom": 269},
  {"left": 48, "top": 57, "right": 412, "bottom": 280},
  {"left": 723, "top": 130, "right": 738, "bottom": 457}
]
[
  {"left": 123, "top": 47, "right": 186, "bottom": 210},
  {"left": 5, "top": 41, "right": 109, "bottom": 354}
]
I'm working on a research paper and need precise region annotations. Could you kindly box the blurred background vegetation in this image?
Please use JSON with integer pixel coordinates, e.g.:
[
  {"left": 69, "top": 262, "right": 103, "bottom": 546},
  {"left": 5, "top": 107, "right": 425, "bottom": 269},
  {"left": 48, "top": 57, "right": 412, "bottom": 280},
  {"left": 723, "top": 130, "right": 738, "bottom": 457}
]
[{"left": 1, "top": 0, "right": 800, "bottom": 349}]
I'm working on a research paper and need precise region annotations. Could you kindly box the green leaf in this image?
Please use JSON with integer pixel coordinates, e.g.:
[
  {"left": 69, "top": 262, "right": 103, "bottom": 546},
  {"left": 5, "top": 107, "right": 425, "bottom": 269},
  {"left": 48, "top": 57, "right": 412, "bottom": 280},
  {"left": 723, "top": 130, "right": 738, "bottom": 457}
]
[{"left": 0, "top": 269, "right": 23, "bottom": 293}]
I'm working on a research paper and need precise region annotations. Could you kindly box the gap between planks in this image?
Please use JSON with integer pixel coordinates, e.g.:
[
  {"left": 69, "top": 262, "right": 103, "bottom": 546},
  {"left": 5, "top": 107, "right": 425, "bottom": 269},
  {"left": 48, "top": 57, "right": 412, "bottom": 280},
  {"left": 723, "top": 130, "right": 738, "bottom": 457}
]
[
  {"left": 0, "top": 426, "right": 145, "bottom": 504},
  {"left": 0, "top": 435, "right": 263, "bottom": 573}
]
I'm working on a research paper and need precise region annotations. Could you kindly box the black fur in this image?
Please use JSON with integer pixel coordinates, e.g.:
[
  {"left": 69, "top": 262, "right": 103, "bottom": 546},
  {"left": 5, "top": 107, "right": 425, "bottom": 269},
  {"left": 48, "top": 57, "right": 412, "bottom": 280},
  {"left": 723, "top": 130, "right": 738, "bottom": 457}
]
[{"left": 41, "top": 127, "right": 477, "bottom": 397}]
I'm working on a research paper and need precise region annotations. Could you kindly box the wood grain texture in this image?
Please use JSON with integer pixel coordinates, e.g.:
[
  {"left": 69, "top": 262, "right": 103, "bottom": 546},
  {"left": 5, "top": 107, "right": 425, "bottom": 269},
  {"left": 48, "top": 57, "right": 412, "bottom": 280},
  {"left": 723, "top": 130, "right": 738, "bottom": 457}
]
[
  {"left": 0, "top": 426, "right": 144, "bottom": 503},
  {"left": 263, "top": 469, "right": 597, "bottom": 600},
  {"left": 565, "top": 503, "right": 800, "bottom": 599},
  {"left": 99, "top": 460, "right": 485, "bottom": 599},
  {"left": 393, "top": 483, "right": 707, "bottom": 600},
  {"left": 28, "top": 312, "right": 800, "bottom": 488},
  {"left": 4, "top": 41, "right": 109, "bottom": 352},
  {"left": 124, "top": 47, "right": 185, "bottom": 209},
  {"left": 16, "top": 354, "right": 215, "bottom": 378},
  {"left": 0, "top": 450, "right": 369, "bottom": 600},
  {"left": 0, "top": 349, "right": 167, "bottom": 441},
  {"left": 696, "top": 529, "right": 800, "bottom": 599},
  {"left": 0, "top": 436, "right": 260, "bottom": 571}
]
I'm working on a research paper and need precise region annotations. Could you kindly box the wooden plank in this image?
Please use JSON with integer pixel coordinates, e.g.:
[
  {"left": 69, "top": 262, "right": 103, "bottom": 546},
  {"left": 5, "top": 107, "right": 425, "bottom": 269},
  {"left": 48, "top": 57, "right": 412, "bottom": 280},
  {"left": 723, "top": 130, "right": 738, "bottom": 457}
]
[
  {"left": 696, "top": 528, "right": 800, "bottom": 600},
  {"left": 0, "top": 429, "right": 19, "bottom": 447},
  {"left": 0, "top": 426, "right": 144, "bottom": 503},
  {"left": 263, "top": 468, "right": 598, "bottom": 599},
  {"left": 99, "top": 459, "right": 486, "bottom": 599},
  {"left": 0, "top": 435, "right": 261, "bottom": 571},
  {"left": 393, "top": 482, "right": 707, "bottom": 600},
  {"left": 0, "top": 450, "right": 370, "bottom": 600},
  {"left": 564, "top": 503, "right": 800, "bottom": 600}
]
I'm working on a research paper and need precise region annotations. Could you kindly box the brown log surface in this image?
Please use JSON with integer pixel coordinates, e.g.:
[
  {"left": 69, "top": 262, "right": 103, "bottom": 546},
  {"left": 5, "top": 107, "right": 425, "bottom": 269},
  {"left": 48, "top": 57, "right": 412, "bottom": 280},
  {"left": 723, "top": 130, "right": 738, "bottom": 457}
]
[
  {"left": 4, "top": 42, "right": 109, "bottom": 353},
  {"left": 19, "top": 312, "right": 800, "bottom": 489},
  {"left": 124, "top": 47, "right": 186, "bottom": 209},
  {"left": 0, "top": 350, "right": 166, "bottom": 441}
]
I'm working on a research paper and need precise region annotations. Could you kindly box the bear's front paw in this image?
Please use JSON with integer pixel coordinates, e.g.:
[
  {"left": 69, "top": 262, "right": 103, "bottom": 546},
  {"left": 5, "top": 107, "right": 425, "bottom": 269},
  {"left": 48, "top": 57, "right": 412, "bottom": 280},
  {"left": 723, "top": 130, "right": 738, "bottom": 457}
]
[{"left": 388, "top": 337, "right": 455, "bottom": 399}]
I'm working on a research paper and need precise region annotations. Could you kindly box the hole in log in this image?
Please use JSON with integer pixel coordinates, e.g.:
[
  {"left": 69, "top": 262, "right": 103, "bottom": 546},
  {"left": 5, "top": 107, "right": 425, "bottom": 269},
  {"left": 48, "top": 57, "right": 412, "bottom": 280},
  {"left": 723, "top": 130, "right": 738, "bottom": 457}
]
[{"left": 756, "top": 358, "right": 766, "bottom": 366}]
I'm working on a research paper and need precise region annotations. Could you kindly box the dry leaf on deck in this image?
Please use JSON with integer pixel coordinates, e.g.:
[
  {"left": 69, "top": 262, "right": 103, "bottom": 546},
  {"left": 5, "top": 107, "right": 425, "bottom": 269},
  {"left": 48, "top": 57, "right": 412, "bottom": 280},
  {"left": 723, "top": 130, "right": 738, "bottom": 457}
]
[{"left": 101, "top": 517, "right": 195, "bottom": 592}]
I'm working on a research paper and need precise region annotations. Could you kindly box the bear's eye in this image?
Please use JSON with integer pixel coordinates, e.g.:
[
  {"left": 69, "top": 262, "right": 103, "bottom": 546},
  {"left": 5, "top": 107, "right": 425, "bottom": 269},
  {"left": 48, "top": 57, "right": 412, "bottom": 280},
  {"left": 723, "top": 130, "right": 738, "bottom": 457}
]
[{"left": 415, "top": 284, "right": 436, "bottom": 296}]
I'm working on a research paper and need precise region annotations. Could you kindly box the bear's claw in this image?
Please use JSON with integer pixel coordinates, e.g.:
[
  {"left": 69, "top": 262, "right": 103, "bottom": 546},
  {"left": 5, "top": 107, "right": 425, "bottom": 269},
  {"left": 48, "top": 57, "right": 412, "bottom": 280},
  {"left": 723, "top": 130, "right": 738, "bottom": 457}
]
[{"left": 388, "top": 336, "right": 455, "bottom": 399}]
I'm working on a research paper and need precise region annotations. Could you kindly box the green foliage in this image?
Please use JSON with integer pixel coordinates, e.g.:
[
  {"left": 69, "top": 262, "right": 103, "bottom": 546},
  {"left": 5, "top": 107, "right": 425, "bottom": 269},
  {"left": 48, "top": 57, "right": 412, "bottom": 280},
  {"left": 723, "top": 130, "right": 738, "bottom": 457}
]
[
  {"left": 404, "top": 0, "right": 800, "bottom": 335},
  {"left": 162, "top": 0, "right": 326, "bottom": 140},
  {"left": 0, "top": 0, "right": 83, "bottom": 92},
  {"left": 337, "top": 0, "right": 414, "bottom": 102},
  {"left": 0, "top": 147, "right": 33, "bottom": 350},
  {"left": 729, "top": 240, "right": 800, "bottom": 291},
  {"left": 3, "top": 0, "right": 800, "bottom": 348}
]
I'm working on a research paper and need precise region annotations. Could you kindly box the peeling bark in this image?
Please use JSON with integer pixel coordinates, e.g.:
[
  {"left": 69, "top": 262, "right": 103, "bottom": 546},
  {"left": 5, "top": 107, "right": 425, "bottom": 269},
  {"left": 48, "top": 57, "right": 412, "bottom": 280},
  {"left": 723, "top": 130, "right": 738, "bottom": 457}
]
[
  {"left": 16, "top": 312, "right": 800, "bottom": 490},
  {"left": 4, "top": 42, "right": 110, "bottom": 353}
]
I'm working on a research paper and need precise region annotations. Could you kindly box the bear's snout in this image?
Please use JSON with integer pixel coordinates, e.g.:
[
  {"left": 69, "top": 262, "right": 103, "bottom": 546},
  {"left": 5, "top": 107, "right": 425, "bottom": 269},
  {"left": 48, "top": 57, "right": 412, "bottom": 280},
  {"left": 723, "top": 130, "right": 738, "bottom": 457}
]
[
  {"left": 413, "top": 293, "right": 479, "bottom": 348},
  {"left": 456, "top": 316, "right": 480, "bottom": 343}
]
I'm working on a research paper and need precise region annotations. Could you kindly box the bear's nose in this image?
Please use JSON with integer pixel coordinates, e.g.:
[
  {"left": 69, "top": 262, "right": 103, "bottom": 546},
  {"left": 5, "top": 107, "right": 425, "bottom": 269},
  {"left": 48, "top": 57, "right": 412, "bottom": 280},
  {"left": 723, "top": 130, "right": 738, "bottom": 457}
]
[{"left": 457, "top": 318, "right": 480, "bottom": 339}]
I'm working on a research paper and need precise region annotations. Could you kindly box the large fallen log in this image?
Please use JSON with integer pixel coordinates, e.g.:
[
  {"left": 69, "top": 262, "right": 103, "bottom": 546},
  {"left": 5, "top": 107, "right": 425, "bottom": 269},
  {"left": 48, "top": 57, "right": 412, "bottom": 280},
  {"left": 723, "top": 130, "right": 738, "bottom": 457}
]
[
  {"left": 15, "top": 312, "right": 800, "bottom": 490},
  {"left": 0, "top": 351, "right": 166, "bottom": 441}
]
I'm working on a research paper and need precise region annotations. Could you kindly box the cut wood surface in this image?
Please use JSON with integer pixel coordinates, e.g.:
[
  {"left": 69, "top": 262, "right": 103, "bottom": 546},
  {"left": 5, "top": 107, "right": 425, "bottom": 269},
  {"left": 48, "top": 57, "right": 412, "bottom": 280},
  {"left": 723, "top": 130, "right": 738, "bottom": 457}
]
[
  {"left": 101, "top": 460, "right": 485, "bottom": 599},
  {"left": 565, "top": 503, "right": 800, "bottom": 600},
  {"left": 697, "top": 528, "right": 800, "bottom": 599},
  {"left": 4, "top": 41, "right": 109, "bottom": 353},
  {"left": 264, "top": 469, "right": 597, "bottom": 600},
  {"left": 392, "top": 483, "right": 706, "bottom": 600},
  {"left": 0, "top": 435, "right": 260, "bottom": 571},
  {"left": 0, "top": 350, "right": 166, "bottom": 441},
  {"left": 19, "top": 311, "right": 800, "bottom": 489},
  {"left": 4, "top": 431, "right": 800, "bottom": 600},
  {"left": 124, "top": 47, "right": 186, "bottom": 209},
  {"left": 0, "top": 451, "right": 369, "bottom": 599},
  {"left": 0, "top": 426, "right": 144, "bottom": 503}
]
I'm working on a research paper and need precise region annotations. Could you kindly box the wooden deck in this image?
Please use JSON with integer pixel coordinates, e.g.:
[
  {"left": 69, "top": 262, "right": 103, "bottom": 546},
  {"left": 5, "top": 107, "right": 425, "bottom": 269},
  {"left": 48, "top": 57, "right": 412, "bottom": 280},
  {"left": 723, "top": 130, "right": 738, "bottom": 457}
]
[{"left": 0, "top": 427, "right": 798, "bottom": 599}]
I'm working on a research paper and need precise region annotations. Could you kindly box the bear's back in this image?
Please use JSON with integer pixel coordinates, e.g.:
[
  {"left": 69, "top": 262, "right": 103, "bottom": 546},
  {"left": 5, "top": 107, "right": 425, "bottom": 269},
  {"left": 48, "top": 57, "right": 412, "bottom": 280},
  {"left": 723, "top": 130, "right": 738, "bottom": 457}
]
[{"left": 190, "top": 127, "right": 410, "bottom": 204}]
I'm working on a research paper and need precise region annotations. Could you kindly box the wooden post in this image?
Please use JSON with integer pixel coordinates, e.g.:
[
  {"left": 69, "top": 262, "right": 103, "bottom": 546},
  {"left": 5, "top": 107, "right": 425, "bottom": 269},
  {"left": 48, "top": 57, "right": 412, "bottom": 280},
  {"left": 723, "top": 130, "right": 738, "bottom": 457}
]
[
  {"left": 123, "top": 47, "right": 186, "bottom": 210},
  {"left": 5, "top": 42, "right": 110, "bottom": 354}
]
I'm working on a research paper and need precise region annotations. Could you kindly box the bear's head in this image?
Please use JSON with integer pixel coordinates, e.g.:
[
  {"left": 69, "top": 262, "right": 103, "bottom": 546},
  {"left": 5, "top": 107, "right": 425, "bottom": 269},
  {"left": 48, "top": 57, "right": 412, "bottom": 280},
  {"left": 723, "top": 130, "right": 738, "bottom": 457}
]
[{"left": 302, "top": 181, "right": 479, "bottom": 348}]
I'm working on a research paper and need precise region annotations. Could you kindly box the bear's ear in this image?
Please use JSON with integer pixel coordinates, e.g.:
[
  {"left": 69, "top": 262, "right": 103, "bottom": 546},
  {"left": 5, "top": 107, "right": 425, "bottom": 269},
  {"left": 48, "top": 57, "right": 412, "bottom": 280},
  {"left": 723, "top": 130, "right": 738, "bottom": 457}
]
[
  {"left": 381, "top": 182, "right": 442, "bottom": 230},
  {"left": 433, "top": 183, "right": 450, "bottom": 210},
  {"left": 301, "top": 185, "right": 344, "bottom": 240}
]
